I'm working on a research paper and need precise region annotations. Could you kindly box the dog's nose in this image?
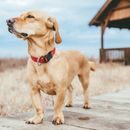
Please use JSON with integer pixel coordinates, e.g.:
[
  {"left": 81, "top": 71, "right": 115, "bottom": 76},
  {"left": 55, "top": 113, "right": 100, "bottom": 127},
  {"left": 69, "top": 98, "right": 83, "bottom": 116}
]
[{"left": 6, "top": 18, "right": 15, "bottom": 26}]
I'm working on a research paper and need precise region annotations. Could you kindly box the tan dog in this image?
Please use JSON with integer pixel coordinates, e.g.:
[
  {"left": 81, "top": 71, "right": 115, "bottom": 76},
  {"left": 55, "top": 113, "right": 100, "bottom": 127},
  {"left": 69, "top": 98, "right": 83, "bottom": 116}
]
[{"left": 6, "top": 11, "right": 95, "bottom": 125}]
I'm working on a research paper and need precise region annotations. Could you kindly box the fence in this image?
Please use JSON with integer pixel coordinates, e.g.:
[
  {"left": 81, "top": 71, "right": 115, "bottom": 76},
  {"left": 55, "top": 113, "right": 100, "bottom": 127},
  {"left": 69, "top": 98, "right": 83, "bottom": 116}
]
[{"left": 100, "top": 48, "right": 130, "bottom": 65}]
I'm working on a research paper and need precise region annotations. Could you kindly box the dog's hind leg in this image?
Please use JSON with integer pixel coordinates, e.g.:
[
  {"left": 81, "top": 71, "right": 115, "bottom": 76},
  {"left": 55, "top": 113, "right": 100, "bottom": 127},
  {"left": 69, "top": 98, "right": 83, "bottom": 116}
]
[
  {"left": 78, "top": 71, "right": 91, "bottom": 109},
  {"left": 65, "top": 84, "right": 74, "bottom": 107},
  {"left": 26, "top": 86, "right": 44, "bottom": 124}
]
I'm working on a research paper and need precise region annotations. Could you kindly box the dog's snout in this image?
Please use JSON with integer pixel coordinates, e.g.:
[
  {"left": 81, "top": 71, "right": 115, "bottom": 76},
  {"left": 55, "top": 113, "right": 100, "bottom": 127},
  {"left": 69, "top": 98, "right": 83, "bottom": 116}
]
[{"left": 6, "top": 18, "right": 15, "bottom": 26}]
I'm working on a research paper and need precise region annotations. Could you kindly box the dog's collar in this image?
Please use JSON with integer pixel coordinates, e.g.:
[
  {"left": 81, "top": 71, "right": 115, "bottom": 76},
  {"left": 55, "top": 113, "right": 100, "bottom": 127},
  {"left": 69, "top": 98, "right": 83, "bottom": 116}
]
[{"left": 31, "top": 48, "right": 56, "bottom": 65}]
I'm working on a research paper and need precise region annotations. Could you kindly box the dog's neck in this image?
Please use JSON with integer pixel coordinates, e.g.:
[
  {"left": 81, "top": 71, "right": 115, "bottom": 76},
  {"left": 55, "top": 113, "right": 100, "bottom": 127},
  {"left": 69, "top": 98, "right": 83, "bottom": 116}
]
[{"left": 27, "top": 31, "right": 55, "bottom": 57}]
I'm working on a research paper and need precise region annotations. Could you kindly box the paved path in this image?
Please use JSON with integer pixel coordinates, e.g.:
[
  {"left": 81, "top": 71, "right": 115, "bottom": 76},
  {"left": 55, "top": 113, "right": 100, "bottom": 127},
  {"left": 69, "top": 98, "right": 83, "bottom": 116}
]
[{"left": 0, "top": 88, "right": 130, "bottom": 130}]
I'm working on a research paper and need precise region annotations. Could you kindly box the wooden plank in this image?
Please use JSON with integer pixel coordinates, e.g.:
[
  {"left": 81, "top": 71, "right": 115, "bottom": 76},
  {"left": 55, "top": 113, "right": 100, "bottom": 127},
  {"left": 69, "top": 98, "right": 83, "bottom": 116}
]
[
  {"left": 93, "top": 88, "right": 130, "bottom": 103},
  {"left": 64, "top": 112, "right": 130, "bottom": 130},
  {"left": 92, "top": 99, "right": 130, "bottom": 111},
  {"left": 110, "top": 8, "right": 130, "bottom": 21},
  {"left": 16, "top": 108, "right": 129, "bottom": 130},
  {"left": 53, "top": 111, "right": 130, "bottom": 130},
  {"left": 104, "top": 48, "right": 130, "bottom": 51},
  {"left": 1, "top": 88, "right": 130, "bottom": 130},
  {"left": 0, "top": 126, "right": 11, "bottom": 130},
  {"left": 11, "top": 102, "right": 130, "bottom": 130},
  {"left": 61, "top": 103, "right": 130, "bottom": 122},
  {"left": 115, "top": 0, "right": 130, "bottom": 9},
  {"left": 0, "top": 117, "right": 88, "bottom": 130}
]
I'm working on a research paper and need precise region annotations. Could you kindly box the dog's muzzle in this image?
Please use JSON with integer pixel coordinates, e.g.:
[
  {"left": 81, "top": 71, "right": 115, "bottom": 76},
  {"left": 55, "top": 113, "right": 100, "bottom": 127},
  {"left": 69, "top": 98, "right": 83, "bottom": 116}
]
[
  {"left": 6, "top": 18, "right": 28, "bottom": 37},
  {"left": 6, "top": 19, "right": 15, "bottom": 27},
  {"left": 6, "top": 18, "right": 15, "bottom": 33}
]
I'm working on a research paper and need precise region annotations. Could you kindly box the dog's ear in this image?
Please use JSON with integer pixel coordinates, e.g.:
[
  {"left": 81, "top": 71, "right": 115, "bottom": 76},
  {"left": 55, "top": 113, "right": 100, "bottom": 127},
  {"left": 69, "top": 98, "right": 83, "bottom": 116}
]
[
  {"left": 45, "top": 17, "right": 53, "bottom": 28},
  {"left": 45, "top": 17, "right": 62, "bottom": 44}
]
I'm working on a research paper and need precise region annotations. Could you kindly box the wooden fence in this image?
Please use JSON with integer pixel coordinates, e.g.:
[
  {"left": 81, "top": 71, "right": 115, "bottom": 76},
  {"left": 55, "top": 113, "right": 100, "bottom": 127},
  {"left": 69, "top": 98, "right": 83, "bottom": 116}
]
[{"left": 100, "top": 48, "right": 130, "bottom": 65}]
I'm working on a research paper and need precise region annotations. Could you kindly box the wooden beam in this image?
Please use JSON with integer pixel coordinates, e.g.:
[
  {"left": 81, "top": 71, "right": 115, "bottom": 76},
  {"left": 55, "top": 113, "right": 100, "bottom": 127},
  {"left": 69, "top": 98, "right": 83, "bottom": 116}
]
[
  {"left": 101, "top": 24, "right": 104, "bottom": 50},
  {"left": 101, "top": 11, "right": 113, "bottom": 50},
  {"left": 89, "top": 0, "right": 113, "bottom": 26},
  {"left": 100, "top": 11, "right": 113, "bottom": 63},
  {"left": 100, "top": 24, "right": 105, "bottom": 63},
  {"left": 112, "top": 5, "right": 130, "bottom": 11},
  {"left": 110, "top": 8, "right": 130, "bottom": 21},
  {"left": 100, "top": 21, "right": 109, "bottom": 63}
]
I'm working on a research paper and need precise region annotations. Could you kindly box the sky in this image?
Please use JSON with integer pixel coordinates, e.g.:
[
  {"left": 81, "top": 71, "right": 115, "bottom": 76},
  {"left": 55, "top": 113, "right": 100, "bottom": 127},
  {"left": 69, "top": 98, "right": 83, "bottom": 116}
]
[{"left": 0, "top": 0, "right": 130, "bottom": 58}]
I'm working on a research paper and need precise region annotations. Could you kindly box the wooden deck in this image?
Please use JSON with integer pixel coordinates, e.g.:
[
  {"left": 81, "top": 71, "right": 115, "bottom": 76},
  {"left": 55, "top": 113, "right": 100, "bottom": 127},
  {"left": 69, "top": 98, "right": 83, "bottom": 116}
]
[{"left": 0, "top": 88, "right": 130, "bottom": 130}]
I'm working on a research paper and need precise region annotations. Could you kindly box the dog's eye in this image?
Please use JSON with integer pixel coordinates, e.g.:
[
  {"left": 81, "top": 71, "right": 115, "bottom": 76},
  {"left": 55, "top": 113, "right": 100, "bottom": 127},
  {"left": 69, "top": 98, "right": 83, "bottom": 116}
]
[{"left": 26, "top": 15, "right": 35, "bottom": 19}]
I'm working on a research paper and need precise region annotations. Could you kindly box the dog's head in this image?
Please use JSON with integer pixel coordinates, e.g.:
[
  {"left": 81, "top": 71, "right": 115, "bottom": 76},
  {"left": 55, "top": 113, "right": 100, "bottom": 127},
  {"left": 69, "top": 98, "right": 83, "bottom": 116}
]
[{"left": 6, "top": 11, "right": 62, "bottom": 44}]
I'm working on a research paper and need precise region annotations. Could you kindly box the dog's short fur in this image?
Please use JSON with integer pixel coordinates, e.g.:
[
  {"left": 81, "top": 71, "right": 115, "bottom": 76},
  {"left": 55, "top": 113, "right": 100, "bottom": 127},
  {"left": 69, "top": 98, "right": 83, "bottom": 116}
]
[{"left": 7, "top": 11, "right": 95, "bottom": 125}]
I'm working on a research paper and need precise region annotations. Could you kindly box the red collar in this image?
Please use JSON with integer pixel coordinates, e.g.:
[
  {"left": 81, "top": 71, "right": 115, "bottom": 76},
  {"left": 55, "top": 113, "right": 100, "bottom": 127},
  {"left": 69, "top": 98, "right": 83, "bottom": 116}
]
[{"left": 31, "top": 48, "right": 56, "bottom": 65}]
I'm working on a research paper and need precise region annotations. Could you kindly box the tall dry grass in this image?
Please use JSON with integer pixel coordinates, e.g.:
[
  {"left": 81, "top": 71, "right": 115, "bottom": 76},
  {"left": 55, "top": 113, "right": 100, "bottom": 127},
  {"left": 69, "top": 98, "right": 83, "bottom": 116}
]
[
  {"left": 0, "top": 58, "right": 27, "bottom": 72},
  {"left": 73, "top": 63, "right": 130, "bottom": 96},
  {"left": 0, "top": 67, "right": 53, "bottom": 116},
  {"left": 0, "top": 59, "right": 130, "bottom": 116}
]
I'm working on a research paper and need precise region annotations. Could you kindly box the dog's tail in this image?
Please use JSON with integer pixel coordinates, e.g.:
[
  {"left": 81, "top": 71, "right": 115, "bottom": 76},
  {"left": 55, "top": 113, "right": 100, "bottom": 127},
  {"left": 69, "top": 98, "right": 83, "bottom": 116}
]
[{"left": 89, "top": 61, "right": 96, "bottom": 71}]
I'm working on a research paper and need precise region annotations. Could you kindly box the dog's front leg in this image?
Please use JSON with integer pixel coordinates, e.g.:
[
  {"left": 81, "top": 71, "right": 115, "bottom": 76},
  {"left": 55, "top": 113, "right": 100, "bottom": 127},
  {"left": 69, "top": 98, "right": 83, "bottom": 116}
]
[
  {"left": 52, "top": 87, "right": 66, "bottom": 125},
  {"left": 26, "top": 87, "right": 43, "bottom": 124}
]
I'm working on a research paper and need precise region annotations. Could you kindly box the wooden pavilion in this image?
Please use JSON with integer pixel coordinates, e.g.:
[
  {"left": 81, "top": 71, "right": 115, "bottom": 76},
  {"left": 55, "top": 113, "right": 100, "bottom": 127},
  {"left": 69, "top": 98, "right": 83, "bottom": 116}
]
[{"left": 89, "top": 0, "right": 130, "bottom": 65}]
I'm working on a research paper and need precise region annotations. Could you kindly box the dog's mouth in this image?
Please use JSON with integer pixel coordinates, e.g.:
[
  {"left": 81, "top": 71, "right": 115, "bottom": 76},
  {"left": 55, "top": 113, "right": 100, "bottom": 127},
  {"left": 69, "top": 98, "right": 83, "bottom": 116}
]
[
  {"left": 8, "top": 26, "right": 15, "bottom": 33},
  {"left": 7, "top": 25, "right": 28, "bottom": 38}
]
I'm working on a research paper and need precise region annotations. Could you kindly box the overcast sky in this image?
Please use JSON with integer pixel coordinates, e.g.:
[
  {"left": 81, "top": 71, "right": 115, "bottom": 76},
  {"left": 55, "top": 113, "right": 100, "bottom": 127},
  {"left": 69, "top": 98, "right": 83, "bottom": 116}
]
[{"left": 0, "top": 0, "right": 130, "bottom": 58}]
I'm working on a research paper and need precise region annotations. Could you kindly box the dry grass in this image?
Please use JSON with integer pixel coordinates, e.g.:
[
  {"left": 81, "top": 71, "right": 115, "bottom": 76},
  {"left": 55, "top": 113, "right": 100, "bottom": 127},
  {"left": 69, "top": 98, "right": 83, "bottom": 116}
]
[
  {"left": 0, "top": 67, "right": 53, "bottom": 116},
  {"left": 0, "top": 58, "right": 27, "bottom": 72},
  {"left": 0, "top": 59, "right": 130, "bottom": 116},
  {"left": 73, "top": 63, "right": 130, "bottom": 96}
]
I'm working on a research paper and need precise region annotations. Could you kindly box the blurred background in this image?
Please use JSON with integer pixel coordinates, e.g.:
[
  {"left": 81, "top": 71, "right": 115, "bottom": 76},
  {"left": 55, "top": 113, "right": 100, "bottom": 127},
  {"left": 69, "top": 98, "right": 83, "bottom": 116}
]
[{"left": 0, "top": 0, "right": 130, "bottom": 58}]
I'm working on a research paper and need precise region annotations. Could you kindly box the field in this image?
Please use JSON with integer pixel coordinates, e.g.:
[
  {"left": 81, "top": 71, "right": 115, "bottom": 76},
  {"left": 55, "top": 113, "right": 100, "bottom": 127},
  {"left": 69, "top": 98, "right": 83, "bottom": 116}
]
[{"left": 0, "top": 58, "right": 130, "bottom": 116}]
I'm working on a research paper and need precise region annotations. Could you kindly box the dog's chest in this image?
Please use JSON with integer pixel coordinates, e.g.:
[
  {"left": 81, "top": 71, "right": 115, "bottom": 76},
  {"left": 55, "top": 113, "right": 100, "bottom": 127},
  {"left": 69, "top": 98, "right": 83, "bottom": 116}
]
[
  {"left": 39, "top": 73, "right": 51, "bottom": 83},
  {"left": 36, "top": 67, "right": 56, "bottom": 95}
]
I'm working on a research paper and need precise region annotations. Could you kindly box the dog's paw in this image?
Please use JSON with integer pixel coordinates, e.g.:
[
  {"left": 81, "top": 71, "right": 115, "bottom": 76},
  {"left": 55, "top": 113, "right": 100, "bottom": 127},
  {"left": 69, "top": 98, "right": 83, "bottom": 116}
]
[
  {"left": 65, "top": 104, "right": 72, "bottom": 107},
  {"left": 26, "top": 115, "right": 43, "bottom": 124},
  {"left": 52, "top": 117, "right": 64, "bottom": 125},
  {"left": 83, "top": 103, "right": 91, "bottom": 109},
  {"left": 52, "top": 113, "right": 64, "bottom": 125}
]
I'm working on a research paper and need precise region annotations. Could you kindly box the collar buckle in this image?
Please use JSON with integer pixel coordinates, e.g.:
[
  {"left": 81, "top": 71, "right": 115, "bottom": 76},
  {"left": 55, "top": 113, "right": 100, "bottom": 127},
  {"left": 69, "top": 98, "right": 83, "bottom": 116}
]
[{"left": 37, "top": 57, "right": 42, "bottom": 66}]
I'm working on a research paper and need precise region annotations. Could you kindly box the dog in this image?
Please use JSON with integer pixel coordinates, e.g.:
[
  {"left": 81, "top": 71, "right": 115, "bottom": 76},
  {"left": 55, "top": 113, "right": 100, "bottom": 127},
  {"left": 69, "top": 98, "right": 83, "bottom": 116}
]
[{"left": 6, "top": 11, "right": 95, "bottom": 125}]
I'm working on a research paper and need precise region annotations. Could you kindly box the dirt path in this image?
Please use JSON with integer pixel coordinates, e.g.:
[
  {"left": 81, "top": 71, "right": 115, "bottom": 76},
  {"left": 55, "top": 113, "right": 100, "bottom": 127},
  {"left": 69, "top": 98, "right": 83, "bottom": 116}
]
[{"left": 0, "top": 88, "right": 130, "bottom": 130}]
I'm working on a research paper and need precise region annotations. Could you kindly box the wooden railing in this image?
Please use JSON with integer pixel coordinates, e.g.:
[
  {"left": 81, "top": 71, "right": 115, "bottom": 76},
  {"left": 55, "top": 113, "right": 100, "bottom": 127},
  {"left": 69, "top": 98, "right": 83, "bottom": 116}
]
[{"left": 100, "top": 48, "right": 130, "bottom": 65}]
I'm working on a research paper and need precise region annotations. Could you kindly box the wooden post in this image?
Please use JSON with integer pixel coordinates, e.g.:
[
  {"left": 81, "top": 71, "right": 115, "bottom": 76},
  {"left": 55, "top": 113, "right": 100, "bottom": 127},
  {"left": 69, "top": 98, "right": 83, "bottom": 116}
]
[
  {"left": 101, "top": 24, "right": 104, "bottom": 49},
  {"left": 125, "top": 48, "right": 130, "bottom": 65},
  {"left": 100, "top": 12, "right": 112, "bottom": 63},
  {"left": 100, "top": 24, "right": 105, "bottom": 63}
]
